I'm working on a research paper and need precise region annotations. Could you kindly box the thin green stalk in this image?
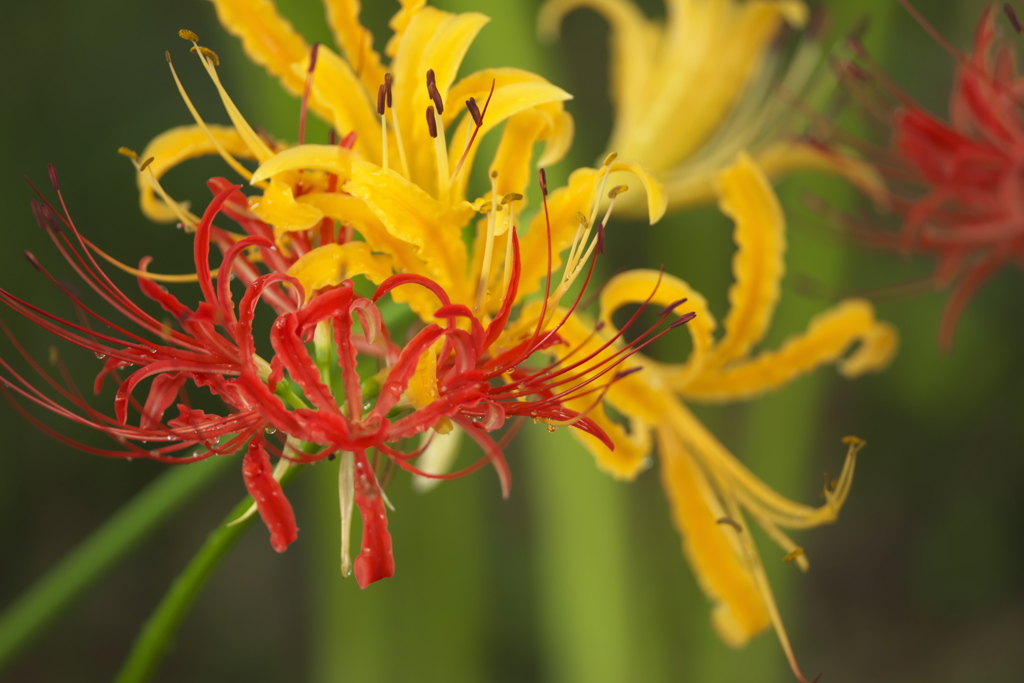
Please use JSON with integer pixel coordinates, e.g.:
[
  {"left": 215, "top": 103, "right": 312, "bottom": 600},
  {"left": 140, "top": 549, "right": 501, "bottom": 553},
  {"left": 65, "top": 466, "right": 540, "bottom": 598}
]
[
  {"left": 0, "top": 456, "right": 233, "bottom": 673},
  {"left": 113, "top": 465, "right": 301, "bottom": 683}
]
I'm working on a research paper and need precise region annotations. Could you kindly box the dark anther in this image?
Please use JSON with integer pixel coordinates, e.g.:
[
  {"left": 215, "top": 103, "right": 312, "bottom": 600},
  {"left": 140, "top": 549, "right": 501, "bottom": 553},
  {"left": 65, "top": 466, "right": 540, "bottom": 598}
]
[
  {"left": 594, "top": 320, "right": 606, "bottom": 332},
  {"left": 384, "top": 73, "right": 393, "bottom": 108},
  {"left": 377, "top": 84, "right": 387, "bottom": 116},
  {"left": 1006, "top": 3, "right": 1022, "bottom": 33},
  {"left": 716, "top": 517, "right": 743, "bottom": 532},
  {"left": 308, "top": 42, "right": 320, "bottom": 72},
  {"left": 614, "top": 367, "right": 642, "bottom": 380},
  {"left": 24, "top": 251, "right": 43, "bottom": 271},
  {"left": 425, "top": 68, "right": 436, "bottom": 89},
  {"left": 426, "top": 105, "right": 438, "bottom": 138},
  {"left": 595, "top": 222, "right": 605, "bottom": 256},
  {"left": 656, "top": 298, "right": 689, "bottom": 317},
  {"left": 328, "top": 129, "right": 338, "bottom": 145},
  {"left": 32, "top": 201, "right": 61, "bottom": 233},
  {"left": 844, "top": 61, "right": 870, "bottom": 82},
  {"left": 669, "top": 311, "right": 697, "bottom": 329},
  {"left": 427, "top": 82, "right": 444, "bottom": 115},
  {"left": 47, "top": 163, "right": 60, "bottom": 191},
  {"left": 165, "top": 50, "right": 173, "bottom": 64},
  {"left": 466, "top": 97, "right": 483, "bottom": 126},
  {"left": 538, "top": 168, "right": 548, "bottom": 195},
  {"left": 328, "top": 453, "right": 336, "bottom": 461}
]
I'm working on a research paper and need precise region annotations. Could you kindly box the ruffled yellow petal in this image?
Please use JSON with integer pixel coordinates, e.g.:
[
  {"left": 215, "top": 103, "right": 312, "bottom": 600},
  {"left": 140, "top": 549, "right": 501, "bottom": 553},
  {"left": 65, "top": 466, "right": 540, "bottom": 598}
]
[
  {"left": 136, "top": 124, "right": 254, "bottom": 223},
  {"left": 298, "top": 192, "right": 442, "bottom": 319},
  {"left": 287, "top": 242, "right": 394, "bottom": 300},
  {"left": 709, "top": 153, "right": 784, "bottom": 367},
  {"left": 681, "top": 299, "right": 897, "bottom": 401},
  {"left": 249, "top": 177, "right": 325, "bottom": 233},
  {"left": 599, "top": 269, "right": 716, "bottom": 393},
  {"left": 548, "top": 311, "right": 656, "bottom": 478},
  {"left": 323, "top": 0, "right": 386, "bottom": 96},
  {"left": 657, "top": 421, "right": 770, "bottom": 648},
  {"left": 250, "top": 143, "right": 355, "bottom": 184},
  {"left": 208, "top": 0, "right": 311, "bottom": 98},
  {"left": 344, "top": 159, "right": 473, "bottom": 305}
]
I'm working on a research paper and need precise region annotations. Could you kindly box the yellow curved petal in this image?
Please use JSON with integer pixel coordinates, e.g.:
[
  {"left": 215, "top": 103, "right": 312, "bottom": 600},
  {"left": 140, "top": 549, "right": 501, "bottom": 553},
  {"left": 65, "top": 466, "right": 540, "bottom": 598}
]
[
  {"left": 657, "top": 422, "right": 771, "bottom": 648},
  {"left": 681, "top": 299, "right": 897, "bottom": 401},
  {"left": 547, "top": 310, "right": 656, "bottom": 478},
  {"left": 250, "top": 144, "right": 356, "bottom": 184},
  {"left": 136, "top": 124, "right": 254, "bottom": 223},
  {"left": 385, "top": 0, "right": 428, "bottom": 59},
  {"left": 837, "top": 320, "right": 899, "bottom": 378},
  {"left": 298, "top": 192, "right": 442, "bottom": 320},
  {"left": 538, "top": 109, "right": 575, "bottom": 168},
  {"left": 539, "top": 0, "right": 659, "bottom": 135},
  {"left": 323, "top": 0, "right": 386, "bottom": 96},
  {"left": 249, "top": 177, "right": 324, "bottom": 233},
  {"left": 489, "top": 106, "right": 558, "bottom": 199},
  {"left": 710, "top": 153, "right": 785, "bottom": 367},
  {"left": 614, "top": 0, "right": 798, "bottom": 172},
  {"left": 290, "top": 46, "right": 382, "bottom": 163},
  {"left": 599, "top": 269, "right": 717, "bottom": 390},
  {"left": 446, "top": 80, "right": 573, "bottom": 203},
  {"left": 390, "top": 8, "right": 490, "bottom": 188},
  {"left": 344, "top": 159, "right": 473, "bottom": 305},
  {"left": 287, "top": 241, "right": 394, "bottom": 300},
  {"left": 754, "top": 141, "right": 889, "bottom": 206},
  {"left": 570, "top": 404, "right": 654, "bottom": 480},
  {"left": 609, "top": 159, "right": 666, "bottom": 225}
]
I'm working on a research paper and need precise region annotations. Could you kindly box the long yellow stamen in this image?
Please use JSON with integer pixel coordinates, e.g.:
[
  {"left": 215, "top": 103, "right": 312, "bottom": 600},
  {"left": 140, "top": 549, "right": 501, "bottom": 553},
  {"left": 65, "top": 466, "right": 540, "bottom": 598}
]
[
  {"left": 86, "top": 237, "right": 213, "bottom": 282},
  {"left": 165, "top": 48, "right": 255, "bottom": 184},
  {"left": 179, "top": 30, "right": 274, "bottom": 163},
  {"left": 120, "top": 147, "right": 200, "bottom": 230}
]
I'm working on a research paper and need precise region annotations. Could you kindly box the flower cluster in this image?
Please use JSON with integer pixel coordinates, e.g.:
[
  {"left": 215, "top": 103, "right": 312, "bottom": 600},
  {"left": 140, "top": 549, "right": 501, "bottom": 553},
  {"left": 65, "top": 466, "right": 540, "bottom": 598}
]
[{"left": 3, "top": 0, "right": 936, "bottom": 680}]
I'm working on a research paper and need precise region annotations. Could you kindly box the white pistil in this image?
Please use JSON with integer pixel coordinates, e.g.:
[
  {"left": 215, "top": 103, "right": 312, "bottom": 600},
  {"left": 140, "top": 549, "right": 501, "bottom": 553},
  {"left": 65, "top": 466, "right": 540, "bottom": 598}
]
[{"left": 338, "top": 452, "right": 355, "bottom": 577}]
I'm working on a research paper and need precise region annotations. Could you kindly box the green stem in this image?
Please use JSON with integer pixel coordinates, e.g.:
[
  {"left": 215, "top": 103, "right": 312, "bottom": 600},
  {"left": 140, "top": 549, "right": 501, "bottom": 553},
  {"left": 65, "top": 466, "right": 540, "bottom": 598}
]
[
  {"left": 113, "top": 465, "right": 301, "bottom": 683},
  {"left": 0, "top": 456, "right": 233, "bottom": 673}
]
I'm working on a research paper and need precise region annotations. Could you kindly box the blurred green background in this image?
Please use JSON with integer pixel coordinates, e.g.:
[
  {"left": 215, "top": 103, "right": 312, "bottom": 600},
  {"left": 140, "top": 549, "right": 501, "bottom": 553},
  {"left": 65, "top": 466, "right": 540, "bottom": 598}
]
[{"left": 1, "top": 1, "right": 1022, "bottom": 682}]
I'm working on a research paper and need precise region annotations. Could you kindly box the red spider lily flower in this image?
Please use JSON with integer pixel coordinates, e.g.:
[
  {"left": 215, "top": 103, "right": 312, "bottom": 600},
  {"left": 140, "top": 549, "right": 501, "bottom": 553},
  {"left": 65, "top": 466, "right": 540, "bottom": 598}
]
[
  {"left": 833, "top": 0, "right": 1024, "bottom": 350},
  {"left": 2, "top": 168, "right": 685, "bottom": 588}
]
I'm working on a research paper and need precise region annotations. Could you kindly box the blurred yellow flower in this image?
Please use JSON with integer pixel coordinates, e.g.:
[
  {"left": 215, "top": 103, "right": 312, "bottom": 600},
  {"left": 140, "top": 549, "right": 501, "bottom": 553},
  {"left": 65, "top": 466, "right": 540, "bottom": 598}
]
[
  {"left": 554, "top": 154, "right": 897, "bottom": 681},
  {"left": 539, "top": 0, "right": 882, "bottom": 216}
]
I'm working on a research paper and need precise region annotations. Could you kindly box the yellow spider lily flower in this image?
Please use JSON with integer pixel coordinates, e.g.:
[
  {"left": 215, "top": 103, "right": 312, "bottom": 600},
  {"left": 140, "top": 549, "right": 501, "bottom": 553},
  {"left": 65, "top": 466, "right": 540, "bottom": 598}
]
[
  {"left": 133, "top": 0, "right": 666, "bottom": 319},
  {"left": 538, "top": 0, "right": 884, "bottom": 216},
  {"left": 553, "top": 154, "right": 897, "bottom": 681}
]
